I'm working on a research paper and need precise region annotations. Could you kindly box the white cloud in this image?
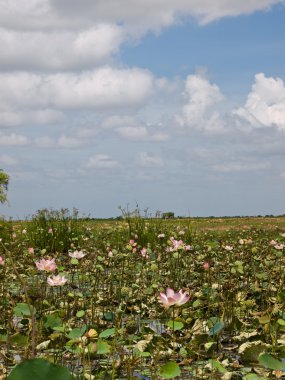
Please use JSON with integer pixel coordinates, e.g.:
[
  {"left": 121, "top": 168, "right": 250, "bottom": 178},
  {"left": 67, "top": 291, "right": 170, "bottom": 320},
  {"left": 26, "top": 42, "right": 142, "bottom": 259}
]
[
  {"left": 178, "top": 74, "right": 225, "bottom": 132},
  {"left": 116, "top": 126, "right": 168, "bottom": 141},
  {"left": 0, "top": 25, "right": 124, "bottom": 70},
  {"left": 212, "top": 161, "right": 271, "bottom": 172},
  {"left": 100, "top": 115, "right": 168, "bottom": 141},
  {"left": 234, "top": 73, "right": 285, "bottom": 130},
  {"left": 0, "top": 109, "right": 63, "bottom": 128},
  {"left": 0, "top": 0, "right": 281, "bottom": 32},
  {"left": 0, "top": 154, "right": 18, "bottom": 166},
  {"left": 136, "top": 152, "right": 164, "bottom": 168},
  {"left": 86, "top": 154, "right": 120, "bottom": 169},
  {"left": 0, "top": 68, "right": 154, "bottom": 110},
  {"left": 116, "top": 126, "right": 149, "bottom": 140},
  {"left": 101, "top": 115, "right": 140, "bottom": 129},
  {"left": 0, "top": 133, "right": 29, "bottom": 146},
  {"left": 57, "top": 135, "right": 85, "bottom": 149},
  {"left": 33, "top": 135, "right": 87, "bottom": 149}
]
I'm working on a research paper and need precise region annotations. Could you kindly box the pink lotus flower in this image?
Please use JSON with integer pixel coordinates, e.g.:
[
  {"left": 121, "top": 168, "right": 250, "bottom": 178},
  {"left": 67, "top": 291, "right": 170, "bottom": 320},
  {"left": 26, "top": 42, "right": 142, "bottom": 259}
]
[
  {"left": 47, "top": 275, "right": 67, "bottom": 286},
  {"left": 203, "top": 262, "right": 210, "bottom": 270},
  {"left": 28, "top": 247, "right": 34, "bottom": 254},
  {"left": 0, "top": 256, "right": 5, "bottom": 265},
  {"left": 129, "top": 239, "right": 135, "bottom": 245},
  {"left": 68, "top": 250, "right": 85, "bottom": 259},
  {"left": 158, "top": 288, "right": 190, "bottom": 309},
  {"left": 35, "top": 258, "right": 57, "bottom": 272},
  {"left": 140, "top": 247, "right": 149, "bottom": 258}
]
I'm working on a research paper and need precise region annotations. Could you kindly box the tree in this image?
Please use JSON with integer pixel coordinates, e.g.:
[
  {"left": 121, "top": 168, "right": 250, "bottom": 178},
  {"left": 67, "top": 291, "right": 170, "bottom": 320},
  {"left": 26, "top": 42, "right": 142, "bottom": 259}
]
[
  {"left": 162, "top": 211, "right": 175, "bottom": 219},
  {"left": 0, "top": 169, "right": 9, "bottom": 204}
]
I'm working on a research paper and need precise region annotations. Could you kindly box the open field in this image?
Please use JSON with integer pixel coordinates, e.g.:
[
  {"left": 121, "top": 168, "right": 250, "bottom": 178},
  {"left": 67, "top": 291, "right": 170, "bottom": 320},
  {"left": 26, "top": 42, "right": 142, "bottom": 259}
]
[{"left": 1, "top": 211, "right": 285, "bottom": 379}]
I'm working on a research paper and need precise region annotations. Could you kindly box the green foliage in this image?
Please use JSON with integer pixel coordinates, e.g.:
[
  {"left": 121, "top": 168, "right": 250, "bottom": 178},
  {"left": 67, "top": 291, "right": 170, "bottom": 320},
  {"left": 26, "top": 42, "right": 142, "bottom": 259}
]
[
  {"left": 23, "top": 208, "right": 84, "bottom": 252},
  {"left": 167, "top": 320, "right": 184, "bottom": 331},
  {"left": 8, "top": 359, "right": 75, "bottom": 380},
  {"left": 13, "top": 303, "right": 34, "bottom": 317},
  {"left": 0, "top": 169, "right": 9, "bottom": 204},
  {"left": 2, "top": 216, "right": 285, "bottom": 378},
  {"left": 159, "top": 361, "right": 181, "bottom": 378},
  {"left": 96, "top": 339, "right": 111, "bottom": 354},
  {"left": 162, "top": 212, "right": 175, "bottom": 219},
  {"left": 258, "top": 353, "right": 285, "bottom": 370}
]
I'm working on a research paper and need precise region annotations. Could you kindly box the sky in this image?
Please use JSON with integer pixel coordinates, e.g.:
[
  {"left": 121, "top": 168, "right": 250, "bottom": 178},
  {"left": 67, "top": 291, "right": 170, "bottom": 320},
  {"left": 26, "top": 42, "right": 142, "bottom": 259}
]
[{"left": 1, "top": 0, "right": 285, "bottom": 219}]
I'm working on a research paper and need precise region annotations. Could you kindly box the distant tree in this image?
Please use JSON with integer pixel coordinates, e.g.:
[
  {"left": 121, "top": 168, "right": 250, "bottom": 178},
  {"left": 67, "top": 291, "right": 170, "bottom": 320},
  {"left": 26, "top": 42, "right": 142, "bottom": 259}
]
[
  {"left": 162, "top": 211, "right": 175, "bottom": 219},
  {"left": 0, "top": 169, "right": 9, "bottom": 204}
]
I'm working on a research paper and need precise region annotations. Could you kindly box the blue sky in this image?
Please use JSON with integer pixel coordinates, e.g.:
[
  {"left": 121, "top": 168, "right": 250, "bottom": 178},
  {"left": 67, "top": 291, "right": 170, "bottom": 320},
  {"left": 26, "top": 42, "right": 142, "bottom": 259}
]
[{"left": 1, "top": 1, "right": 285, "bottom": 219}]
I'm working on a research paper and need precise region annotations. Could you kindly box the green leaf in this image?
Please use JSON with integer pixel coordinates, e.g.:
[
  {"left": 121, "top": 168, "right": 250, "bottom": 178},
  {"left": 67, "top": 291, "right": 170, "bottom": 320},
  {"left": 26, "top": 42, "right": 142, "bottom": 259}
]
[
  {"left": 159, "top": 361, "right": 181, "bottom": 379},
  {"left": 208, "top": 317, "right": 224, "bottom": 336},
  {"left": 192, "top": 299, "right": 202, "bottom": 308},
  {"left": 76, "top": 310, "right": 85, "bottom": 318},
  {"left": 44, "top": 315, "right": 62, "bottom": 330},
  {"left": 52, "top": 325, "right": 66, "bottom": 332},
  {"left": 99, "top": 328, "right": 116, "bottom": 338},
  {"left": 9, "top": 333, "right": 29, "bottom": 347},
  {"left": 208, "top": 359, "right": 227, "bottom": 373},
  {"left": 258, "top": 353, "right": 285, "bottom": 370},
  {"left": 277, "top": 318, "right": 285, "bottom": 326},
  {"left": 245, "top": 375, "right": 267, "bottom": 380},
  {"left": 14, "top": 303, "right": 34, "bottom": 317},
  {"left": 67, "top": 325, "right": 87, "bottom": 340},
  {"left": 70, "top": 258, "right": 78, "bottom": 265},
  {"left": 96, "top": 339, "right": 111, "bottom": 355},
  {"left": 8, "top": 358, "right": 75, "bottom": 380},
  {"left": 167, "top": 320, "right": 184, "bottom": 331},
  {"left": 103, "top": 312, "right": 114, "bottom": 321}
]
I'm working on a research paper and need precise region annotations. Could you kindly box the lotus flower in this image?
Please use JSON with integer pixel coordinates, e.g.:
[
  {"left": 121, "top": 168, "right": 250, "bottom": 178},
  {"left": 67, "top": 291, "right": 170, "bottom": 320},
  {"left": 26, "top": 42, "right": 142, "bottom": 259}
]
[
  {"left": 35, "top": 258, "right": 57, "bottom": 272},
  {"left": 47, "top": 275, "right": 67, "bottom": 286},
  {"left": 0, "top": 256, "right": 4, "bottom": 265},
  {"left": 68, "top": 250, "right": 85, "bottom": 259},
  {"left": 203, "top": 262, "right": 210, "bottom": 270},
  {"left": 158, "top": 288, "right": 190, "bottom": 308}
]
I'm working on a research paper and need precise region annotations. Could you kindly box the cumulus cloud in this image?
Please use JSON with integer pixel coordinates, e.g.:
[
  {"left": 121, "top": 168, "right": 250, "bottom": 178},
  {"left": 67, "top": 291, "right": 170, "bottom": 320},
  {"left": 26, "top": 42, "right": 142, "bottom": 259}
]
[
  {"left": 99, "top": 115, "right": 169, "bottom": 141},
  {"left": 178, "top": 74, "right": 225, "bottom": 132},
  {"left": 0, "top": 133, "right": 29, "bottom": 146},
  {"left": 116, "top": 126, "right": 168, "bottom": 141},
  {"left": 0, "top": 68, "right": 154, "bottom": 110},
  {"left": 0, "top": 25, "right": 124, "bottom": 70},
  {"left": 0, "top": 109, "right": 63, "bottom": 128},
  {"left": 0, "top": 0, "right": 281, "bottom": 33},
  {"left": 33, "top": 135, "right": 88, "bottom": 149},
  {"left": 86, "top": 154, "right": 120, "bottom": 169},
  {"left": 234, "top": 73, "right": 285, "bottom": 130},
  {"left": 136, "top": 152, "right": 164, "bottom": 168}
]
